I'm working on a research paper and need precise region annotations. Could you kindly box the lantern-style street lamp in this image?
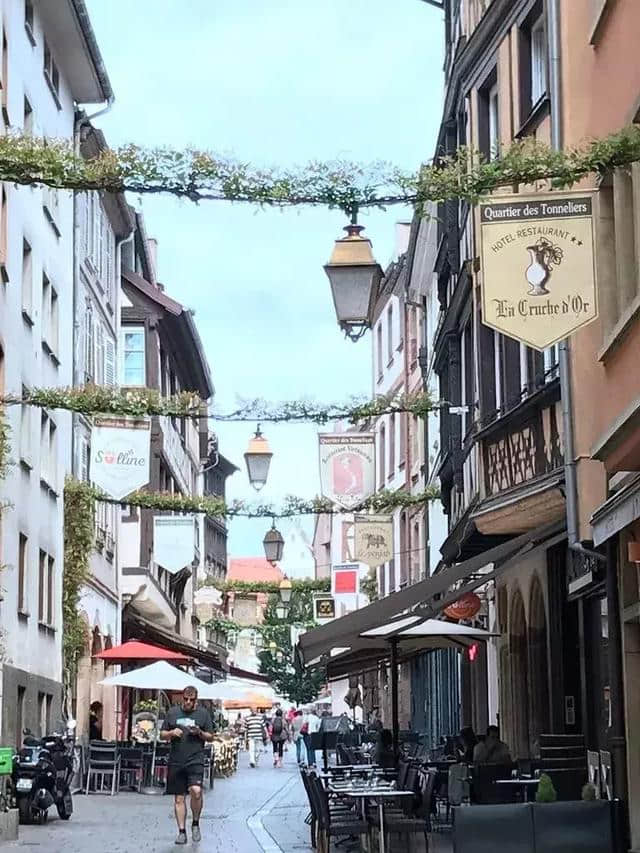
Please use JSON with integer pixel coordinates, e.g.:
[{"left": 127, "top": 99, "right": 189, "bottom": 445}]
[
  {"left": 244, "top": 425, "right": 273, "bottom": 491},
  {"left": 275, "top": 602, "right": 287, "bottom": 620},
  {"left": 324, "top": 219, "right": 383, "bottom": 342},
  {"left": 279, "top": 576, "right": 292, "bottom": 606},
  {"left": 263, "top": 522, "right": 285, "bottom": 564},
  {"left": 269, "top": 640, "right": 277, "bottom": 656}
]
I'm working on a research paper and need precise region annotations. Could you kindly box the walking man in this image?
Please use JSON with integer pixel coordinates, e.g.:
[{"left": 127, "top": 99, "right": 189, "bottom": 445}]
[
  {"left": 160, "top": 685, "right": 214, "bottom": 845},
  {"left": 246, "top": 706, "right": 265, "bottom": 768}
]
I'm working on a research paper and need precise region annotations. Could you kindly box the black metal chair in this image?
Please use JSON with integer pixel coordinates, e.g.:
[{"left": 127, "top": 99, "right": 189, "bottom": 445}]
[
  {"left": 118, "top": 747, "right": 144, "bottom": 792},
  {"left": 309, "top": 772, "right": 367, "bottom": 853},
  {"left": 85, "top": 744, "right": 120, "bottom": 795}
]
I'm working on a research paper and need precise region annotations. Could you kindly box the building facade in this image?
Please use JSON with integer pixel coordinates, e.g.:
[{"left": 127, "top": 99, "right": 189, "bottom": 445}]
[{"left": 0, "top": 0, "right": 111, "bottom": 747}]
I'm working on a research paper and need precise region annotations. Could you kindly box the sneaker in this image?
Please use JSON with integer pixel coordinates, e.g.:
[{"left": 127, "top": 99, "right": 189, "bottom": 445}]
[
  {"left": 192, "top": 824, "right": 202, "bottom": 843},
  {"left": 249, "top": 762, "right": 255, "bottom": 768},
  {"left": 175, "top": 830, "right": 187, "bottom": 845}
]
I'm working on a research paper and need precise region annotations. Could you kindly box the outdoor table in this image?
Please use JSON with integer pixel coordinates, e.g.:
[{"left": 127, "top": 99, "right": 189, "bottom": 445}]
[
  {"left": 338, "top": 788, "right": 415, "bottom": 853},
  {"left": 495, "top": 778, "right": 539, "bottom": 802}
]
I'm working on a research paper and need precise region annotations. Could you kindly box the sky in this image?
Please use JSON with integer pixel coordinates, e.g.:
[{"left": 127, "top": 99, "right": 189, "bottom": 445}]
[{"left": 85, "top": 0, "right": 445, "bottom": 557}]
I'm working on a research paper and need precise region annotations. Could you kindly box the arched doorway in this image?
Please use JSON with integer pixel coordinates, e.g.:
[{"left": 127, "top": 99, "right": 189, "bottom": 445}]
[
  {"left": 528, "top": 576, "right": 550, "bottom": 753},
  {"left": 509, "top": 589, "right": 530, "bottom": 758}
]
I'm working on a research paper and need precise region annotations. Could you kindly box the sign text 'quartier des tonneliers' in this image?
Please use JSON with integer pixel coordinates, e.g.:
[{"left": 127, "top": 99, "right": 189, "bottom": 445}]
[{"left": 480, "top": 191, "right": 598, "bottom": 350}]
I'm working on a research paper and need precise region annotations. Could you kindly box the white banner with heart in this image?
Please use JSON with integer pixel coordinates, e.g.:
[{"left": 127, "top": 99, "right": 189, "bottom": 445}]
[{"left": 90, "top": 417, "right": 151, "bottom": 500}]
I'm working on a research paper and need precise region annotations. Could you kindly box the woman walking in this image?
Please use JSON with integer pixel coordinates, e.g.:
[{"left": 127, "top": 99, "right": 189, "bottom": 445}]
[{"left": 270, "top": 708, "right": 287, "bottom": 767}]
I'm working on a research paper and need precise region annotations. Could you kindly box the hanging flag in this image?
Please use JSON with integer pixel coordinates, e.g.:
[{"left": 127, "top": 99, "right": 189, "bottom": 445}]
[
  {"left": 354, "top": 514, "right": 393, "bottom": 568},
  {"left": 480, "top": 190, "right": 597, "bottom": 350},
  {"left": 153, "top": 515, "right": 196, "bottom": 574},
  {"left": 318, "top": 433, "right": 375, "bottom": 509},
  {"left": 90, "top": 417, "right": 150, "bottom": 499}
]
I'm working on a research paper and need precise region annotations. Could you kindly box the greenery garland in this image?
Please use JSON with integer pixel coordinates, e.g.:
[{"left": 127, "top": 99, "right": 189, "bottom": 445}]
[
  {"left": 62, "top": 479, "right": 95, "bottom": 695},
  {"left": 203, "top": 578, "right": 331, "bottom": 594},
  {"left": 1, "top": 386, "right": 435, "bottom": 424},
  {"left": 0, "top": 126, "right": 638, "bottom": 210},
  {"left": 75, "top": 480, "right": 440, "bottom": 518},
  {"left": 0, "top": 409, "right": 9, "bottom": 481}
]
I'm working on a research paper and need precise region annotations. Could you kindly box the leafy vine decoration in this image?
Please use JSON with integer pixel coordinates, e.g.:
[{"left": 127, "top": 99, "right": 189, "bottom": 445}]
[{"left": 0, "top": 126, "right": 637, "bottom": 210}]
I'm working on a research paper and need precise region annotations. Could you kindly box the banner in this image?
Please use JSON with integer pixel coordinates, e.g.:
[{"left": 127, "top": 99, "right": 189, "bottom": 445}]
[
  {"left": 90, "top": 417, "right": 150, "bottom": 499},
  {"left": 354, "top": 514, "right": 393, "bottom": 568},
  {"left": 313, "top": 595, "right": 336, "bottom": 623},
  {"left": 153, "top": 515, "right": 196, "bottom": 574},
  {"left": 318, "top": 433, "right": 375, "bottom": 509},
  {"left": 480, "top": 191, "right": 597, "bottom": 350},
  {"left": 331, "top": 564, "right": 359, "bottom": 596}
]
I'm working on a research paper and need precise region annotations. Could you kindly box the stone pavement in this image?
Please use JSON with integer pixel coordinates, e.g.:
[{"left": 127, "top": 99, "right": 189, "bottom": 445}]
[{"left": 8, "top": 746, "right": 452, "bottom": 853}]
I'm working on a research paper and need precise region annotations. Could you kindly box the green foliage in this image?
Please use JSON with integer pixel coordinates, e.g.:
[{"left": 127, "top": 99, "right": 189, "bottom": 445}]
[
  {"left": 360, "top": 567, "right": 379, "bottom": 602},
  {"left": 0, "top": 127, "right": 639, "bottom": 211},
  {"left": 2, "top": 385, "right": 435, "bottom": 425},
  {"left": 71, "top": 478, "right": 439, "bottom": 520},
  {"left": 133, "top": 699, "right": 158, "bottom": 714},
  {"left": 63, "top": 479, "right": 95, "bottom": 693},
  {"left": 536, "top": 773, "right": 558, "bottom": 803},
  {"left": 0, "top": 408, "right": 9, "bottom": 480},
  {"left": 203, "top": 578, "right": 330, "bottom": 595},
  {"left": 581, "top": 783, "right": 597, "bottom": 801}
]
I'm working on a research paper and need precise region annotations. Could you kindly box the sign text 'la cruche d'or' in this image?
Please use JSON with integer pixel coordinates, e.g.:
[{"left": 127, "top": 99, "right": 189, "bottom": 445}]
[{"left": 480, "top": 191, "right": 598, "bottom": 350}]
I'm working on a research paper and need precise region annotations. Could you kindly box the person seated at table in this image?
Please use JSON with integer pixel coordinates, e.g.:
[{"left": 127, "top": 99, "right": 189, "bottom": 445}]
[
  {"left": 374, "top": 729, "right": 396, "bottom": 768},
  {"left": 456, "top": 726, "right": 478, "bottom": 763},
  {"left": 473, "top": 725, "right": 512, "bottom": 764}
]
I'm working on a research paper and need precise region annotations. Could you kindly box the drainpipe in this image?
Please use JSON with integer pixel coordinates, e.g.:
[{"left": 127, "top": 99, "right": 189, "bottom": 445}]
[
  {"left": 549, "top": 0, "right": 627, "bottom": 811},
  {"left": 85, "top": 95, "right": 115, "bottom": 123}
]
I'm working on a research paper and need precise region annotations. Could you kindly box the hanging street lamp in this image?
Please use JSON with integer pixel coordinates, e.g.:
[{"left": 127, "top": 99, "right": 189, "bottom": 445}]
[
  {"left": 269, "top": 640, "right": 277, "bottom": 656},
  {"left": 275, "top": 602, "right": 287, "bottom": 620},
  {"left": 324, "top": 215, "right": 383, "bottom": 342},
  {"left": 263, "top": 522, "right": 285, "bottom": 564},
  {"left": 244, "top": 424, "right": 273, "bottom": 491},
  {"left": 279, "top": 576, "right": 292, "bottom": 606}
]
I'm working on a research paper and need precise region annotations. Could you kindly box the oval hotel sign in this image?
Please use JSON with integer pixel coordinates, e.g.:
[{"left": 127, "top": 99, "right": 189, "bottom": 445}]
[{"left": 479, "top": 191, "right": 597, "bottom": 350}]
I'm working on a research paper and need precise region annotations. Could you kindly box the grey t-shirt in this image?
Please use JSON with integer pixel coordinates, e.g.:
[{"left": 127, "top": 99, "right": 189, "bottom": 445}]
[{"left": 162, "top": 705, "right": 213, "bottom": 766}]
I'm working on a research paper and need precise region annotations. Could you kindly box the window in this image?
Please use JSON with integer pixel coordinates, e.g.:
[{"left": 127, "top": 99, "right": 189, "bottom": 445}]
[
  {"left": 376, "top": 323, "right": 383, "bottom": 380},
  {"left": 488, "top": 84, "right": 499, "bottom": 160},
  {"left": 43, "top": 39, "right": 60, "bottom": 105},
  {"left": 389, "top": 413, "right": 396, "bottom": 477},
  {"left": 20, "top": 385, "right": 32, "bottom": 468},
  {"left": 387, "top": 304, "right": 393, "bottom": 363},
  {"left": 21, "top": 239, "right": 33, "bottom": 320},
  {"left": 47, "top": 557, "right": 54, "bottom": 626},
  {"left": 544, "top": 344, "right": 559, "bottom": 380},
  {"left": 41, "top": 274, "right": 58, "bottom": 357},
  {"left": 85, "top": 308, "right": 95, "bottom": 381},
  {"left": 530, "top": 17, "right": 547, "bottom": 104},
  {"left": 39, "top": 551, "right": 54, "bottom": 626},
  {"left": 25, "top": 1, "right": 35, "bottom": 44},
  {"left": 80, "top": 437, "right": 90, "bottom": 483},
  {"left": 38, "top": 549, "right": 46, "bottom": 622},
  {"left": 1, "top": 31, "right": 8, "bottom": 125},
  {"left": 399, "top": 412, "right": 407, "bottom": 469},
  {"left": 379, "top": 425, "right": 386, "bottom": 488},
  {"left": 18, "top": 533, "right": 27, "bottom": 613},
  {"left": 23, "top": 96, "right": 33, "bottom": 135},
  {"left": 40, "top": 411, "right": 56, "bottom": 489},
  {"left": 121, "top": 326, "right": 145, "bottom": 385},
  {"left": 0, "top": 186, "right": 7, "bottom": 276}
]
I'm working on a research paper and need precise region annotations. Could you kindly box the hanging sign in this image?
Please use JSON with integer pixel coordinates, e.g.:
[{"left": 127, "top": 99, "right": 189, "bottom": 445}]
[
  {"left": 443, "top": 592, "right": 482, "bottom": 622},
  {"left": 153, "top": 515, "right": 196, "bottom": 574},
  {"left": 331, "top": 564, "right": 359, "bottom": 596},
  {"left": 318, "top": 433, "right": 375, "bottom": 509},
  {"left": 313, "top": 594, "right": 336, "bottom": 623},
  {"left": 90, "top": 417, "right": 151, "bottom": 499},
  {"left": 480, "top": 191, "right": 597, "bottom": 350},
  {"left": 354, "top": 514, "right": 393, "bottom": 568}
]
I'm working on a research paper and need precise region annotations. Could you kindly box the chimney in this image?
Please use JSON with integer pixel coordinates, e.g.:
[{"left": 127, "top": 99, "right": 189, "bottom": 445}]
[{"left": 147, "top": 237, "right": 158, "bottom": 280}]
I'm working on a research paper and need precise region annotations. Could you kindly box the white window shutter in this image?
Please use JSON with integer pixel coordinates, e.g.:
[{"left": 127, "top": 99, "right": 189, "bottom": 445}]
[
  {"left": 105, "top": 338, "right": 115, "bottom": 385},
  {"left": 81, "top": 438, "right": 90, "bottom": 482},
  {"left": 96, "top": 322, "right": 105, "bottom": 385}
]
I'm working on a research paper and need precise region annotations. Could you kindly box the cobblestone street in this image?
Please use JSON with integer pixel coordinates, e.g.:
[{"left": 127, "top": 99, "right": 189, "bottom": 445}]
[{"left": 9, "top": 748, "right": 312, "bottom": 853}]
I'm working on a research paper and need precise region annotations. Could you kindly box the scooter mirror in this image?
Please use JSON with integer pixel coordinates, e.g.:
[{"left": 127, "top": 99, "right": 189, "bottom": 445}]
[{"left": 67, "top": 719, "right": 77, "bottom": 731}]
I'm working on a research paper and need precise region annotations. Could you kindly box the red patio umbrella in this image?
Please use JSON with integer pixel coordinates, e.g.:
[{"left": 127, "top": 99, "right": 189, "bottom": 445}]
[{"left": 95, "top": 640, "right": 191, "bottom": 664}]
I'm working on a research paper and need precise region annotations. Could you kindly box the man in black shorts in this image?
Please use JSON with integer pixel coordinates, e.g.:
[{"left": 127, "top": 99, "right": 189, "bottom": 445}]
[{"left": 160, "top": 686, "right": 214, "bottom": 845}]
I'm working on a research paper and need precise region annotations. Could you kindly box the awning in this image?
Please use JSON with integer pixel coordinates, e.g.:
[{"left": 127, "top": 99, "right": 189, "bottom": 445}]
[
  {"left": 95, "top": 640, "right": 190, "bottom": 664},
  {"left": 298, "top": 520, "right": 564, "bottom": 667},
  {"left": 591, "top": 474, "right": 640, "bottom": 546},
  {"left": 124, "top": 612, "right": 228, "bottom": 673}
]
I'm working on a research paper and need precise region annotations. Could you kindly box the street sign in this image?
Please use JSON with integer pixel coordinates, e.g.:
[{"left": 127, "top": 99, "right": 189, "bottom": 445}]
[
  {"left": 354, "top": 514, "right": 393, "bottom": 568},
  {"left": 313, "top": 595, "right": 336, "bottom": 623},
  {"left": 480, "top": 191, "right": 597, "bottom": 350}
]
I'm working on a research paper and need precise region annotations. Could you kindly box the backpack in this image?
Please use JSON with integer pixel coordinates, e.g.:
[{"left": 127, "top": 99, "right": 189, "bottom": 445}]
[{"left": 272, "top": 716, "right": 283, "bottom": 738}]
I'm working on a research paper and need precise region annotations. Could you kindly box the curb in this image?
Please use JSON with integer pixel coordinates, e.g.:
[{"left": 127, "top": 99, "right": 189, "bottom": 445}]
[{"left": 247, "top": 771, "right": 299, "bottom": 853}]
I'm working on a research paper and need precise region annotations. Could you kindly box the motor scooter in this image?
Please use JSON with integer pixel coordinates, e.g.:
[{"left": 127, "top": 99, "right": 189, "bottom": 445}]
[{"left": 12, "top": 719, "right": 76, "bottom": 825}]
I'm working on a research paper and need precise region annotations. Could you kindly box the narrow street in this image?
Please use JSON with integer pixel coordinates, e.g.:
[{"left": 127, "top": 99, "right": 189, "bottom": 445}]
[{"left": 9, "top": 748, "right": 311, "bottom": 853}]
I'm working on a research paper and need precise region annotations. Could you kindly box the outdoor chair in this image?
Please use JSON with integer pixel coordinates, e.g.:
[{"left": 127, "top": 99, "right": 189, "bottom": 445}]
[
  {"left": 118, "top": 746, "right": 144, "bottom": 792},
  {"left": 471, "top": 764, "right": 519, "bottom": 805},
  {"left": 600, "top": 751, "right": 613, "bottom": 801},
  {"left": 85, "top": 743, "right": 121, "bottom": 795},
  {"left": 587, "top": 750, "right": 601, "bottom": 796},
  {"left": 309, "top": 772, "right": 368, "bottom": 853},
  {"left": 367, "top": 769, "right": 435, "bottom": 853},
  {"left": 151, "top": 743, "right": 171, "bottom": 786}
]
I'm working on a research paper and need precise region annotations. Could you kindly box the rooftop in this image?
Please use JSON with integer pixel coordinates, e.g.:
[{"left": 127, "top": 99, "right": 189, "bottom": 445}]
[{"left": 227, "top": 558, "right": 283, "bottom": 584}]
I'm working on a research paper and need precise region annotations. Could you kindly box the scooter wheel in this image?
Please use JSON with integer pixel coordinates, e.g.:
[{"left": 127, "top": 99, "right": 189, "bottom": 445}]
[
  {"left": 57, "top": 790, "right": 73, "bottom": 820},
  {"left": 18, "top": 800, "right": 31, "bottom": 824}
]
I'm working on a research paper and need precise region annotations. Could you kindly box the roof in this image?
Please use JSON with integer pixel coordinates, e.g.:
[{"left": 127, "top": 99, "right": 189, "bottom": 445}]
[{"left": 227, "top": 558, "right": 283, "bottom": 583}]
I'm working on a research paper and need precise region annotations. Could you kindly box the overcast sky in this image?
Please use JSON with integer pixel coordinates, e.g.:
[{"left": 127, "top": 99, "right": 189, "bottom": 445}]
[{"left": 85, "top": 0, "right": 444, "bottom": 556}]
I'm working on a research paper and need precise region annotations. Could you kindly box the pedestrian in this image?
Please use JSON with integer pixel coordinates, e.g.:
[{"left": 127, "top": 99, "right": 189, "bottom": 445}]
[
  {"left": 291, "top": 709, "right": 305, "bottom": 764},
  {"left": 472, "top": 725, "right": 512, "bottom": 764},
  {"left": 305, "top": 706, "right": 321, "bottom": 767},
  {"left": 160, "top": 685, "right": 214, "bottom": 846},
  {"left": 270, "top": 708, "right": 287, "bottom": 768},
  {"left": 246, "top": 706, "right": 265, "bottom": 768}
]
